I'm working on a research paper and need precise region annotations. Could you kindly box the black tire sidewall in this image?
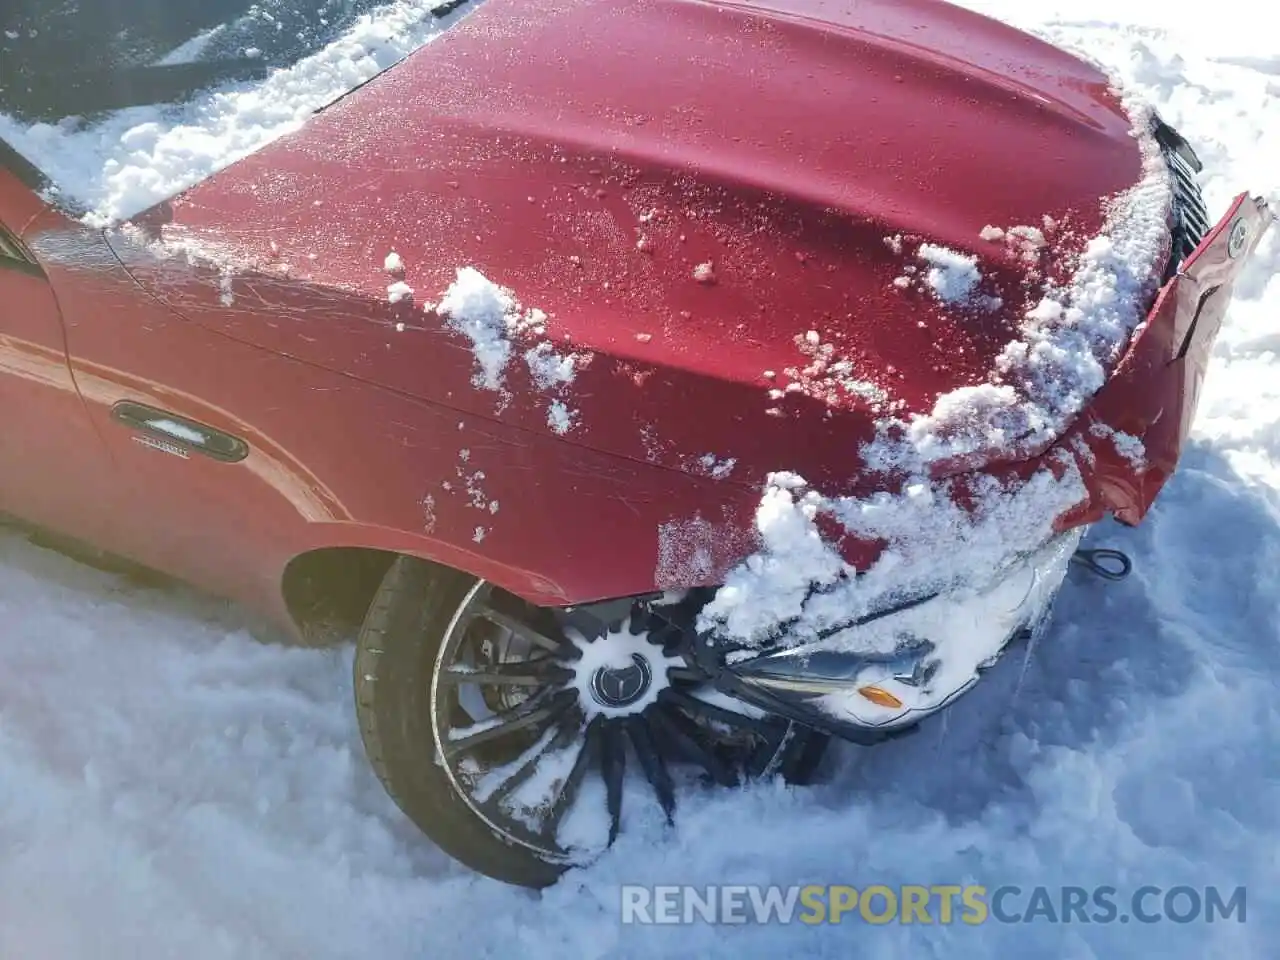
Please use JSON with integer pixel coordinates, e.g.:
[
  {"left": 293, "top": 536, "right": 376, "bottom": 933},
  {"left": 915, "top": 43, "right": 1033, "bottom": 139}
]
[{"left": 353, "top": 555, "right": 566, "bottom": 888}]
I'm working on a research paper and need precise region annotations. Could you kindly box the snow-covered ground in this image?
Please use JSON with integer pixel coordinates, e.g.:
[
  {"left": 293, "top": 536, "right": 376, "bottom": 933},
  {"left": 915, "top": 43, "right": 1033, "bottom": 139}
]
[{"left": 1, "top": 1, "right": 1277, "bottom": 957}]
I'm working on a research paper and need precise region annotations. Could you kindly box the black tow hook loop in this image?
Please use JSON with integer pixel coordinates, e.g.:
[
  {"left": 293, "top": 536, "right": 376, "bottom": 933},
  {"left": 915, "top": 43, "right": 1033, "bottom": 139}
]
[{"left": 1071, "top": 548, "right": 1132, "bottom": 582}]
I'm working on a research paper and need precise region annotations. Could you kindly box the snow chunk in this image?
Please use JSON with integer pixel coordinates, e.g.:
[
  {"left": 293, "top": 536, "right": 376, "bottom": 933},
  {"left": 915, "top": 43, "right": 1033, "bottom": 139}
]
[
  {"left": 547, "top": 401, "right": 577, "bottom": 436},
  {"left": 917, "top": 243, "right": 984, "bottom": 304},
  {"left": 987, "top": 223, "right": 1052, "bottom": 265},
  {"left": 386, "top": 281, "right": 414, "bottom": 304},
  {"left": 433, "top": 268, "right": 522, "bottom": 391},
  {"left": 893, "top": 243, "right": 1001, "bottom": 310},
  {"left": 383, "top": 251, "right": 404, "bottom": 275},
  {"left": 1009, "top": 225, "right": 1047, "bottom": 249},
  {"left": 1111, "top": 432, "right": 1147, "bottom": 469},
  {"left": 524, "top": 343, "right": 578, "bottom": 391},
  {"left": 692, "top": 261, "right": 716, "bottom": 284},
  {"left": 699, "top": 465, "right": 1086, "bottom": 647},
  {"left": 431, "top": 268, "right": 578, "bottom": 435},
  {"left": 700, "top": 455, "right": 736, "bottom": 480},
  {"left": 777, "top": 332, "right": 891, "bottom": 411},
  {"left": 1091, "top": 422, "right": 1148, "bottom": 470},
  {"left": 874, "top": 114, "right": 1173, "bottom": 469},
  {"left": 686, "top": 454, "right": 736, "bottom": 480}
]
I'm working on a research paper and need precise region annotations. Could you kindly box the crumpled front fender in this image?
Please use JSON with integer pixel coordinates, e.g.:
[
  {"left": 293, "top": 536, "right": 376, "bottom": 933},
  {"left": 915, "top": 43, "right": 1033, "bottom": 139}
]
[{"left": 1055, "top": 192, "right": 1273, "bottom": 529}]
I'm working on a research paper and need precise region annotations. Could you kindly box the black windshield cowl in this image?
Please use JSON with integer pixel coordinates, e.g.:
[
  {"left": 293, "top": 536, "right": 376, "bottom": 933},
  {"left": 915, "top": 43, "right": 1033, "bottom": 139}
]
[
  {"left": 13, "top": 59, "right": 276, "bottom": 122},
  {"left": 0, "top": 0, "right": 484, "bottom": 212},
  {"left": 0, "top": 0, "right": 408, "bottom": 122}
]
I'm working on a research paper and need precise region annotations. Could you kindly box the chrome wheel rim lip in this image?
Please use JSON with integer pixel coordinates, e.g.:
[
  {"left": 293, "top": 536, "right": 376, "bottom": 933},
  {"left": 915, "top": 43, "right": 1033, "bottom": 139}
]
[{"left": 429, "top": 579, "right": 582, "bottom": 864}]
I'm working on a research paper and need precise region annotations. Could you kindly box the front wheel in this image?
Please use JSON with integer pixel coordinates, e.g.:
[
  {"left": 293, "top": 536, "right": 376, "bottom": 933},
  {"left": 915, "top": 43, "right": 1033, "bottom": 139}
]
[{"left": 353, "top": 556, "right": 828, "bottom": 887}]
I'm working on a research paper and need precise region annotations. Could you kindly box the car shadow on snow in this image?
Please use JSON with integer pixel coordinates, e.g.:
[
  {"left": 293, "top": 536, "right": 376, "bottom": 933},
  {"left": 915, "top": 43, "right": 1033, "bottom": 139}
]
[{"left": 813, "top": 437, "right": 1280, "bottom": 828}]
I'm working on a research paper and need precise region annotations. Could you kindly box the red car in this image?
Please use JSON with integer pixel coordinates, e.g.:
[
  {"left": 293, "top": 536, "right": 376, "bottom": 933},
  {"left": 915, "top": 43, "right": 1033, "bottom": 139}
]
[{"left": 0, "top": 0, "right": 1270, "bottom": 886}]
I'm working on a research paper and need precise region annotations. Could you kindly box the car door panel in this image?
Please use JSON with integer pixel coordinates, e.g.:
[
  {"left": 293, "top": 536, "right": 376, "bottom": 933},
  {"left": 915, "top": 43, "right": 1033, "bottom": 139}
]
[{"left": 0, "top": 170, "right": 118, "bottom": 546}]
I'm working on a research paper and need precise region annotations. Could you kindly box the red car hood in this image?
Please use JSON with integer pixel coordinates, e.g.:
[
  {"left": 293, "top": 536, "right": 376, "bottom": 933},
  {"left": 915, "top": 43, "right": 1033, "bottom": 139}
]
[{"left": 109, "top": 0, "right": 1148, "bottom": 494}]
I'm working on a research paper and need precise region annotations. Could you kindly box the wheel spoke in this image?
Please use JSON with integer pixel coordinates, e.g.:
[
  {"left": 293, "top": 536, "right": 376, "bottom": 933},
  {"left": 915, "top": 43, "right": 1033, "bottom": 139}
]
[
  {"left": 666, "top": 665, "right": 704, "bottom": 684},
  {"left": 600, "top": 721, "right": 626, "bottom": 846},
  {"left": 646, "top": 602, "right": 696, "bottom": 645},
  {"left": 780, "top": 728, "right": 831, "bottom": 786},
  {"left": 648, "top": 706, "right": 739, "bottom": 787},
  {"left": 746, "top": 721, "right": 800, "bottom": 779},
  {"left": 474, "top": 603, "right": 578, "bottom": 658},
  {"left": 661, "top": 686, "right": 776, "bottom": 735},
  {"left": 482, "top": 716, "right": 584, "bottom": 814},
  {"left": 541, "top": 718, "right": 600, "bottom": 840},
  {"left": 445, "top": 689, "right": 575, "bottom": 759},
  {"left": 627, "top": 716, "right": 676, "bottom": 822},
  {"left": 441, "top": 660, "right": 574, "bottom": 687},
  {"left": 646, "top": 602, "right": 684, "bottom": 631}
]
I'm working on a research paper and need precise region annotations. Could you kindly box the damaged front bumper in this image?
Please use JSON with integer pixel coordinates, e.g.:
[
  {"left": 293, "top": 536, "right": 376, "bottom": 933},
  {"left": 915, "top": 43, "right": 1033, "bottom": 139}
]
[
  {"left": 711, "top": 529, "right": 1083, "bottom": 743},
  {"left": 699, "top": 139, "right": 1273, "bottom": 747}
]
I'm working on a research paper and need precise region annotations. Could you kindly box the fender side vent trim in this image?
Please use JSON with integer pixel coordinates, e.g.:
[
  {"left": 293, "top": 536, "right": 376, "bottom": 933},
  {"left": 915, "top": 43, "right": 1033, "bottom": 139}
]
[{"left": 110, "top": 401, "right": 249, "bottom": 464}]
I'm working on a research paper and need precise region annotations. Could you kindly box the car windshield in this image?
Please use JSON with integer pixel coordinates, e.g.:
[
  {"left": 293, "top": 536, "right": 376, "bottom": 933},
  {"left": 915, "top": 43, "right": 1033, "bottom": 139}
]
[{"left": 0, "top": 1, "right": 477, "bottom": 223}]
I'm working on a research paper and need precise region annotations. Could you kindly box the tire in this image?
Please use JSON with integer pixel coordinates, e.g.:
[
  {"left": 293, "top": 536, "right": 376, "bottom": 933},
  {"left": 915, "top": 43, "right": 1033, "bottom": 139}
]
[
  {"left": 354, "top": 556, "right": 564, "bottom": 887},
  {"left": 353, "top": 555, "right": 831, "bottom": 888}
]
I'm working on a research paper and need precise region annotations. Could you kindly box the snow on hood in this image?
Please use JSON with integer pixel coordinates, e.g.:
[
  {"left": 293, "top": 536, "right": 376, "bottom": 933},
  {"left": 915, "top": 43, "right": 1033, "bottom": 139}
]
[
  {"left": 871, "top": 111, "right": 1172, "bottom": 474},
  {"left": 0, "top": 1, "right": 466, "bottom": 226},
  {"left": 697, "top": 90, "right": 1174, "bottom": 647}
]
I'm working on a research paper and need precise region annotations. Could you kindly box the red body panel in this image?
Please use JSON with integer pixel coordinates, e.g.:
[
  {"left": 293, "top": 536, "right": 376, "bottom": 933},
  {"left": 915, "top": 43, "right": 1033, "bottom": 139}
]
[
  {"left": 0, "top": 169, "right": 120, "bottom": 549},
  {"left": 21, "top": 219, "right": 766, "bottom": 621},
  {"left": 1052, "top": 193, "right": 1272, "bottom": 529},
  {"left": 0, "top": 0, "right": 1270, "bottom": 642},
  {"left": 107, "top": 0, "right": 1141, "bottom": 495}
]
